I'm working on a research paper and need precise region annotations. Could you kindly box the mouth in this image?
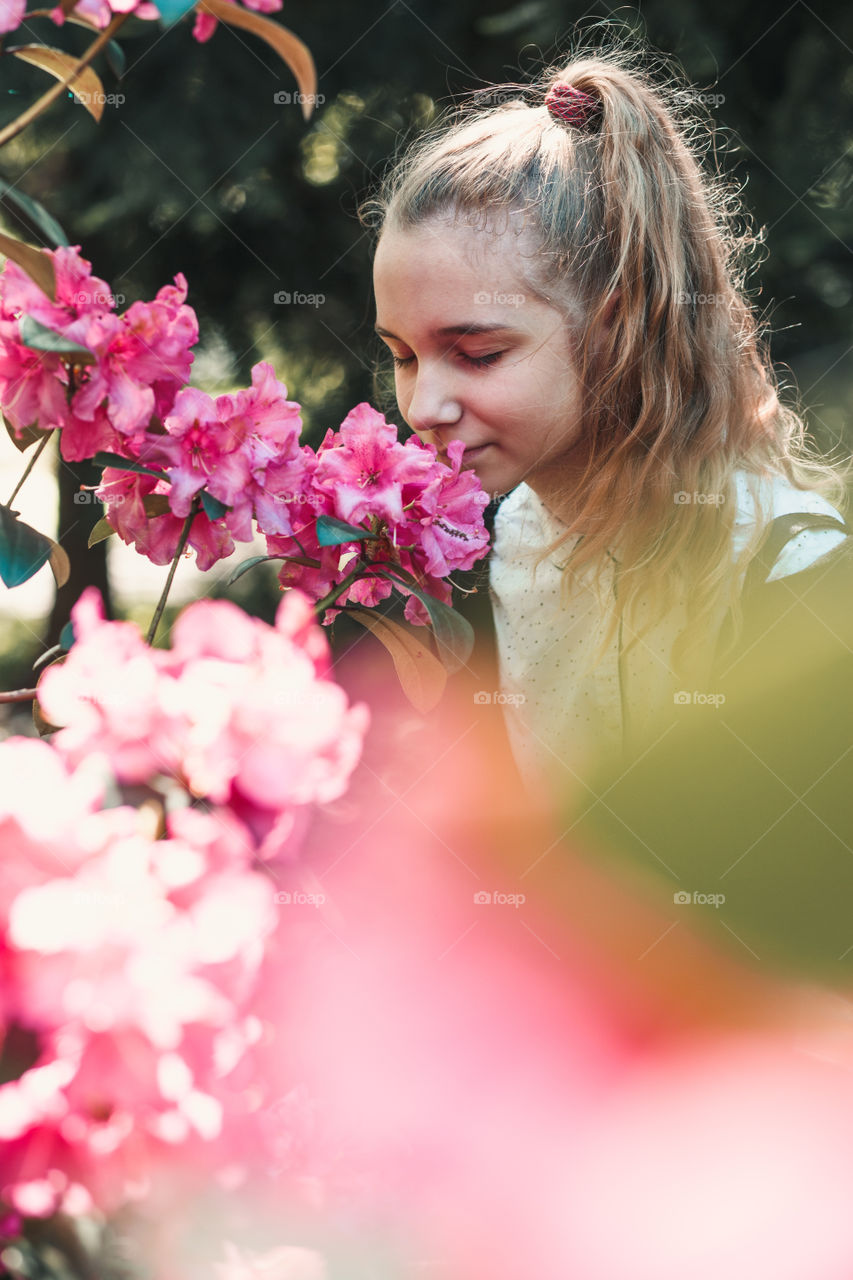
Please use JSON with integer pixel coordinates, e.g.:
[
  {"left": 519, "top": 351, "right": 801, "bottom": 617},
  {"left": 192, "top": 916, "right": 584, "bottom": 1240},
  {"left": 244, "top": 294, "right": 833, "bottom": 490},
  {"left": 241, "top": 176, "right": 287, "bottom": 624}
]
[{"left": 457, "top": 443, "right": 491, "bottom": 465}]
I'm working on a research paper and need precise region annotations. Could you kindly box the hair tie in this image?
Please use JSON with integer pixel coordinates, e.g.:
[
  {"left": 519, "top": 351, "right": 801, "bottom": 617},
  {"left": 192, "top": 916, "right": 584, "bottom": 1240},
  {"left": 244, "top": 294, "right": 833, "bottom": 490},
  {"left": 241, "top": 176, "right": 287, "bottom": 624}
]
[{"left": 544, "top": 82, "right": 601, "bottom": 131}]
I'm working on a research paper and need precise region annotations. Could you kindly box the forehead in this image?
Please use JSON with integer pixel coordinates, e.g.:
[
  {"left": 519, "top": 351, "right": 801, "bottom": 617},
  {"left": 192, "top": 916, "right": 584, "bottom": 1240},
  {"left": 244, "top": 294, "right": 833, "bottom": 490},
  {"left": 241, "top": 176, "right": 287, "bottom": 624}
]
[
  {"left": 373, "top": 214, "right": 532, "bottom": 290},
  {"left": 373, "top": 215, "right": 550, "bottom": 336}
]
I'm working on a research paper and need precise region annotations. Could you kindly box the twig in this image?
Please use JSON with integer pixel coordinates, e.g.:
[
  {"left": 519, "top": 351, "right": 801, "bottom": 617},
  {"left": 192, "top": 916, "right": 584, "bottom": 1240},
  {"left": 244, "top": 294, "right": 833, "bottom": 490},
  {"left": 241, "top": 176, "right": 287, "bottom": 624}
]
[
  {"left": 0, "top": 687, "right": 37, "bottom": 702},
  {"left": 145, "top": 497, "right": 199, "bottom": 646},
  {"left": 6, "top": 430, "right": 52, "bottom": 507},
  {"left": 0, "top": 12, "right": 129, "bottom": 150}
]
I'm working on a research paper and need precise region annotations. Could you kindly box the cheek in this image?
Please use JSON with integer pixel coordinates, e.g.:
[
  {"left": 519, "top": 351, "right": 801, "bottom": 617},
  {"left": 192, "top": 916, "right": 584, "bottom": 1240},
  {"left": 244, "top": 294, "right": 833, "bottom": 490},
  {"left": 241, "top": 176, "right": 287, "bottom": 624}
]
[{"left": 390, "top": 377, "right": 411, "bottom": 425}]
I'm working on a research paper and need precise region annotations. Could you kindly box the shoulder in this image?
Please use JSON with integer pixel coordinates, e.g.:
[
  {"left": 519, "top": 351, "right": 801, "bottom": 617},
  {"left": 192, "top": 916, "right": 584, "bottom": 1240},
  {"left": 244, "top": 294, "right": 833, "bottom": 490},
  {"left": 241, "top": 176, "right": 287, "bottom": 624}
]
[{"left": 731, "top": 469, "right": 849, "bottom": 582}]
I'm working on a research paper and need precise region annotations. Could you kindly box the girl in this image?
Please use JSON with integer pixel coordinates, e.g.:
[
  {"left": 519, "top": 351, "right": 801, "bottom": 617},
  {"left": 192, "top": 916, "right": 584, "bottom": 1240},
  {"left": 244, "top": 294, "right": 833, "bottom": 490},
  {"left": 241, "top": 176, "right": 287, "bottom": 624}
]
[{"left": 361, "top": 43, "right": 851, "bottom": 793}]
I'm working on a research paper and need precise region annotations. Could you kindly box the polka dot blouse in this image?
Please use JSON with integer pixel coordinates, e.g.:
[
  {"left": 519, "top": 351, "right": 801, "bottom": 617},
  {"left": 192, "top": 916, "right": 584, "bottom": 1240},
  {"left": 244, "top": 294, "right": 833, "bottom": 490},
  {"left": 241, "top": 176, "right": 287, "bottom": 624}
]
[{"left": 488, "top": 471, "right": 847, "bottom": 788}]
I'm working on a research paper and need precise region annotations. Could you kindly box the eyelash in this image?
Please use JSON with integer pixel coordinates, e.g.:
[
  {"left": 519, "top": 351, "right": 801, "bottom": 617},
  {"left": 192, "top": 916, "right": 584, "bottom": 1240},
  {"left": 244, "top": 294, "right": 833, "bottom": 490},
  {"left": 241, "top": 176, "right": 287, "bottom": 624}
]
[{"left": 390, "top": 352, "right": 503, "bottom": 369}]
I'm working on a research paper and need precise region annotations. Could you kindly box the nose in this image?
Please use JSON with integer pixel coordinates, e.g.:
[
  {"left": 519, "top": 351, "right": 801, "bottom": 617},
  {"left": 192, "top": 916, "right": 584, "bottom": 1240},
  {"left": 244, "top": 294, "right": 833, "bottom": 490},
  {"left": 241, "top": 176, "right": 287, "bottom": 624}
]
[{"left": 404, "top": 360, "right": 462, "bottom": 435}]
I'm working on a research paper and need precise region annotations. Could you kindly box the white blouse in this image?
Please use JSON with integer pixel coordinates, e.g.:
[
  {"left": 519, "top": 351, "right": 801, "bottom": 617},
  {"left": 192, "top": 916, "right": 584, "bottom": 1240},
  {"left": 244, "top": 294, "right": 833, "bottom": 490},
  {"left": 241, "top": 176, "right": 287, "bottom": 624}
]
[{"left": 488, "top": 472, "right": 847, "bottom": 788}]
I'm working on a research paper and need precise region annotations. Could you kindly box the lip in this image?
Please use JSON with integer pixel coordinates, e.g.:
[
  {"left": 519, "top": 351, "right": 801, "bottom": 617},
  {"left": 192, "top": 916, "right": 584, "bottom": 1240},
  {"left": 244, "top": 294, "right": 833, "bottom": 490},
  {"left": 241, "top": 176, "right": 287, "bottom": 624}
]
[{"left": 457, "top": 443, "right": 491, "bottom": 462}]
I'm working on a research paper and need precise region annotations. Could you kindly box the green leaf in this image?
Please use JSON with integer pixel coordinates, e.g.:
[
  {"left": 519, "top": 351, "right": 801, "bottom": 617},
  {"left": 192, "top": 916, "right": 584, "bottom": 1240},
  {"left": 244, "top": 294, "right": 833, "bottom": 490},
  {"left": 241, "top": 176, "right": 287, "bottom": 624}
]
[
  {"left": 0, "top": 179, "right": 68, "bottom": 248},
  {"left": 59, "top": 620, "right": 75, "bottom": 650},
  {"left": 106, "top": 39, "right": 126, "bottom": 80},
  {"left": 88, "top": 516, "right": 116, "bottom": 548},
  {"left": 155, "top": 0, "right": 198, "bottom": 22},
  {"left": 48, "top": 540, "right": 69, "bottom": 588},
  {"left": 316, "top": 514, "right": 380, "bottom": 546},
  {"left": 200, "top": 489, "right": 229, "bottom": 520},
  {"left": 347, "top": 605, "right": 447, "bottom": 713},
  {"left": 228, "top": 554, "right": 281, "bottom": 585},
  {"left": 194, "top": 0, "right": 318, "bottom": 120},
  {"left": 90, "top": 451, "right": 168, "bottom": 481},
  {"left": 0, "top": 230, "right": 56, "bottom": 300},
  {"left": 3, "top": 413, "right": 51, "bottom": 453},
  {"left": 142, "top": 493, "right": 172, "bottom": 518},
  {"left": 19, "top": 315, "right": 96, "bottom": 363},
  {"left": 375, "top": 568, "right": 474, "bottom": 674},
  {"left": 0, "top": 504, "right": 54, "bottom": 587}
]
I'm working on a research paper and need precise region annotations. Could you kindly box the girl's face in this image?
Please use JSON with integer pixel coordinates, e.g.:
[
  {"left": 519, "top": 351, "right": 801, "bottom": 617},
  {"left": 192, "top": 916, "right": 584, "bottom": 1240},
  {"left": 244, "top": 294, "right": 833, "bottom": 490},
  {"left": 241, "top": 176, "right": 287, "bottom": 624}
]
[{"left": 372, "top": 217, "right": 586, "bottom": 505}]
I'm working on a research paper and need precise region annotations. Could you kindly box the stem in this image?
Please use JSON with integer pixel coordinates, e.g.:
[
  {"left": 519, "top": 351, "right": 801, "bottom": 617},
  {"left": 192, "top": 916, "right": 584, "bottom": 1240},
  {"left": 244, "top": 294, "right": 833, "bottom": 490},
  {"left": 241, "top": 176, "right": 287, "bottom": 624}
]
[
  {"left": 314, "top": 562, "right": 366, "bottom": 616},
  {"left": 0, "top": 12, "right": 129, "bottom": 150},
  {"left": 6, "top": 430, "right": 52, "bottom": 507},
  {"left": 145, "top": 498, "right": 199, "bottom": 646},
  {"left": 0, "top": 687, "right": 37, "bottom": 702}
]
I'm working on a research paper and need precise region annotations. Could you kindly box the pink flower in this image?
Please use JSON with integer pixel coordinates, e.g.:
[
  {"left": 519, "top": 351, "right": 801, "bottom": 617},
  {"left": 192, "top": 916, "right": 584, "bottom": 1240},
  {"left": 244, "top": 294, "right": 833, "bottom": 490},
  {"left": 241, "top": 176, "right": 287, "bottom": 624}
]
[
  {"left": 49, "top": 0, "right": 162, "bottom": 30},
  {"left": 67, "top": 273, "right": 198, "bottom": 459},
  {"left": 0, "top": 0, "right": 25, "bottom": 33},
  {"left": 265, "top": 406, "right": 490, "bottom": 625},
  {"left": 313, "top": 403, "right": 435, "bottom": 527},
  {"left": 0, "top": 247, "right": 199, "bottom": 461},
  {"left": 96, "top": 466, "right": 236, "bottom": 572},
  {"left": 407, "top": 439, "right": 491, "bottom": 578},
  {"left": 141, "top": 362, "right": 308, "bottom": 544}
]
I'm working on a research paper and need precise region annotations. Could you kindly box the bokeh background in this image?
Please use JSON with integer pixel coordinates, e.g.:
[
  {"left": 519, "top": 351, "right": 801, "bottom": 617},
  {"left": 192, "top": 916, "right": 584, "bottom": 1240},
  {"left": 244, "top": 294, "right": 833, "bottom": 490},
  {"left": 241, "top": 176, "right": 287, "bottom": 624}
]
[{"left": 0, "top": 0, "right": 850, "bottom": 689}]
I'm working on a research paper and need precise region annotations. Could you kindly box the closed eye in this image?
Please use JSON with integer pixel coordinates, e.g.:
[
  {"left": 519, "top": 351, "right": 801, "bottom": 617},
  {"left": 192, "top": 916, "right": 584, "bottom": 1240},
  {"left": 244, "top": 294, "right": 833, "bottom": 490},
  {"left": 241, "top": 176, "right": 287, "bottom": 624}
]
[{"left": 390, "top": 352, "right": 504, "bottom": 369}]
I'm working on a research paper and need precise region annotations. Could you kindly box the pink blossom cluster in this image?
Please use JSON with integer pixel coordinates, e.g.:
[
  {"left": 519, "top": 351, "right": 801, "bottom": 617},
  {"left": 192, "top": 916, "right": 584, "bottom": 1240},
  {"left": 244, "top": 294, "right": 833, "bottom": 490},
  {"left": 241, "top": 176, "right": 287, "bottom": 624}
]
[
  {"left": 97, "top": 360, "right": 310, "bottom": 571},
  {"left": 266, "top": 402, "right": 491, "bottom": 625},
  {"left": 0, "top": 0, "right": 282, "bottom": 40},
  {"left": 0, "top": 587, "right": 367, "bottom": 1221},
  {"left": 0, "top": 244, "right": 197, "bottom": 463}
]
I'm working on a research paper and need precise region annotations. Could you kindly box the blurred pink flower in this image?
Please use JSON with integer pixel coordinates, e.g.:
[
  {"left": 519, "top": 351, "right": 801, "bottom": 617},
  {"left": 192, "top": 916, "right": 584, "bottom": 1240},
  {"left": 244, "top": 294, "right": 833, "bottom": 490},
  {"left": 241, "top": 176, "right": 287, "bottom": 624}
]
[
  {"left": 216, "top": 1242, "right": 327, "bottom": 1280},
  {"left": 50, "top": 0, "right": 160, "bottom": 28},
  {"left": 0, "top": 0, "right": 25, "bottom": 32},
  {"left": 0, "top": 581, "right": 367, "bottom": 1223},
  {"left": 36, "top": 588, "right": 368, "bottom": 857}
]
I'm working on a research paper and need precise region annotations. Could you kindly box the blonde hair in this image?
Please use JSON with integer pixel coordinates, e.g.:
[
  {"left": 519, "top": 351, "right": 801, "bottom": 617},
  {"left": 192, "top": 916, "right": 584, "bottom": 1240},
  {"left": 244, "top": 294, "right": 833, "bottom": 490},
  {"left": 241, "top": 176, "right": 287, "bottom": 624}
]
[{"left": 360, "top": 34, "right": 850, "bottom": 683}]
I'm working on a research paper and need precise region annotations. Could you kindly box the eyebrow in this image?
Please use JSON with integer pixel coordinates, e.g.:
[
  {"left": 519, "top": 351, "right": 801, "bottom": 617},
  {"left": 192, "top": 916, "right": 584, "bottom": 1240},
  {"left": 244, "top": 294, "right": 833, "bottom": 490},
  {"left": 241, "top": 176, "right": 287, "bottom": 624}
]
[{"left": 375, "top": 322, "right": 518, "bottom": 339}]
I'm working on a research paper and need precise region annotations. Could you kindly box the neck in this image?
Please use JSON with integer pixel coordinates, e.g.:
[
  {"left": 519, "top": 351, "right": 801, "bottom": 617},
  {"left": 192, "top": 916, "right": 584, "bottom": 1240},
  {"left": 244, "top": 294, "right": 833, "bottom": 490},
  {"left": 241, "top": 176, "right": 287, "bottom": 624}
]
[{"left": 525, "top": 441, "right": 593, "bottom": 525}]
